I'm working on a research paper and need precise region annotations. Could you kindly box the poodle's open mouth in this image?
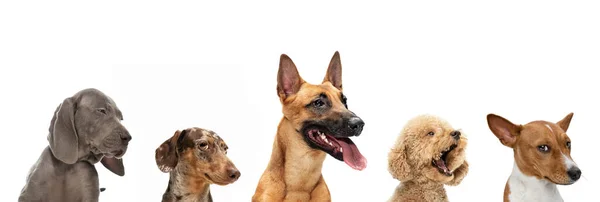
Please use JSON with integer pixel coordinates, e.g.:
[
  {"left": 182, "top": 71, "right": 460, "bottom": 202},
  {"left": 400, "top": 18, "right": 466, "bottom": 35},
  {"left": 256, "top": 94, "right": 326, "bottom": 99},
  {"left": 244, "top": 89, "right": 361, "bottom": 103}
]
[
  {"left": 303, "top": 127, "right": 367, "bottom": 171},
  {"left": 431, "top": 144, "right": 457, "bottom": 176}
]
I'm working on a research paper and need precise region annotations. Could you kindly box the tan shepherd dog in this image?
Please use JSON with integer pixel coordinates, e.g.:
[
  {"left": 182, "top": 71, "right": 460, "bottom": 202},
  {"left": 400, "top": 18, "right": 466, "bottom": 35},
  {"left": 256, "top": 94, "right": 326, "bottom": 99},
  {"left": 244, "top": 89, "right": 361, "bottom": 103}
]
[{"left": 252, "top": 52, "right": 367, "bottom": 202}]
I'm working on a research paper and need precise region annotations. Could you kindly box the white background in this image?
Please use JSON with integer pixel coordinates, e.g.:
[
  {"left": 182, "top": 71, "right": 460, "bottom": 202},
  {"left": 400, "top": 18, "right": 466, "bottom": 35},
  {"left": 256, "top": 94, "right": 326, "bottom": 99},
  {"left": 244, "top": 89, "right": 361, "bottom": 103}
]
[{"left": 1, "top": 1, "right": 599, "bottom": 201}]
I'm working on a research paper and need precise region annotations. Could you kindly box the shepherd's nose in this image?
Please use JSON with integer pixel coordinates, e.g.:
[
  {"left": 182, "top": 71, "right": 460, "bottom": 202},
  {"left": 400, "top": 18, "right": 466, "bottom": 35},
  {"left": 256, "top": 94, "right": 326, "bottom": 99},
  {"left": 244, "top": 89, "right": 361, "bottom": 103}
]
[{"left": 348, "top": 117, "right": 365, "bottom": 134}]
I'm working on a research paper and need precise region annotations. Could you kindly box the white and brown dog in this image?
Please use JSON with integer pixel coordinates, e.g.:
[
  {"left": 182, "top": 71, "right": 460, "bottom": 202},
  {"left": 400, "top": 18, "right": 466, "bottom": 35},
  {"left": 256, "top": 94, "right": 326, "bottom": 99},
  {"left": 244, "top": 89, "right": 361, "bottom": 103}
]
[{"left": 487, "top": 113, "right": 582, "bottom": 202}]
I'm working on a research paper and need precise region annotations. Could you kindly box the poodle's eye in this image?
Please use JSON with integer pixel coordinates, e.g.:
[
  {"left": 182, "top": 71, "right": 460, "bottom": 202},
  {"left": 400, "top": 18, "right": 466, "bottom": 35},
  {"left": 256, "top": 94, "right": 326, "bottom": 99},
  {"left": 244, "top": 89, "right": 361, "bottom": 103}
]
[
  {"left": 566, "top": 141, "right": 571, "bottom": 149},
  {"left": 538, "top": 145, "right": 550, "bottom": 153},
  {"left": 96, "top": 108, "right": 107, "bottom": 115},
  {"left": 198, "top": 141, "right": 209, "bottom": 150},
  {"left": 427, "top": 131, "right": 435, "bottom": 136}
]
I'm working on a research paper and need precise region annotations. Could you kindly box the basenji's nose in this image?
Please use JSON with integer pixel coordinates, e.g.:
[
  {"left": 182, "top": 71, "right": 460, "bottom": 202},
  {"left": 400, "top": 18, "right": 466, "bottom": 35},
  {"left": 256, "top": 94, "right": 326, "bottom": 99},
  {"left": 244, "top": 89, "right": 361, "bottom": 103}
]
[
  {"left": 348, "top": 117, "right": 365, "bottom": 135},
  {"left": 567, "top": 167, "right": 582, "bottom": 181},
  {"left": 450, "top": 130, "right": 461, "bottom": 140}
]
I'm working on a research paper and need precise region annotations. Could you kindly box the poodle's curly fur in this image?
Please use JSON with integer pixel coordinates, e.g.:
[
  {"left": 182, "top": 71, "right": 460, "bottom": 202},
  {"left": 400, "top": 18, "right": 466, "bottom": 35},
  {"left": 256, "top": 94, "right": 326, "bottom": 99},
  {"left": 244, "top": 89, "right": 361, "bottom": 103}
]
[{"left": 388, "top": 115, "right": 469, "bottom": 202}]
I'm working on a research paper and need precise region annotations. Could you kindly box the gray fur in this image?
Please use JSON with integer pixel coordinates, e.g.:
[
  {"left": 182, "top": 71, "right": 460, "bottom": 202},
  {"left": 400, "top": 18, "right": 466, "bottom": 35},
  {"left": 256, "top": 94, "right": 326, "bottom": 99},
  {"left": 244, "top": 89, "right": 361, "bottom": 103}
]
[{"left": 19, "top": 88, "right": 131, "bottom": 202}]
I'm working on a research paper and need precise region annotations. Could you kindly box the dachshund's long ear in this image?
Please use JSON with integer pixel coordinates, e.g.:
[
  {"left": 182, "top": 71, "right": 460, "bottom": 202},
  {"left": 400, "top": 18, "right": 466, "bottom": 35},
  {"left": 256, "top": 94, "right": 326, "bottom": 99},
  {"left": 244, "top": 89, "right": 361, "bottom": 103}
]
[
  {"left": 446, "top": 160, "right": 469, "bottom": 186},
  {"left": 48, "top": 98, "right": 79, "bottom": 164},
  {"left": 388, "top": 140, "right": 413, "bottom": 181},
  {"left": 155, "top": 129, "right": 187, "bottom": 173}
]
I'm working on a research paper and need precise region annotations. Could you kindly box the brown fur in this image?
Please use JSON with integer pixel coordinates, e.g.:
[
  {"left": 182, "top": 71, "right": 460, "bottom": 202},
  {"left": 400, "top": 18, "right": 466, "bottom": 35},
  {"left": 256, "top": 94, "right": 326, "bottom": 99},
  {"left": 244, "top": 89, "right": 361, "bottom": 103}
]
[
  {"left": 253, "top": 51, "right": 364, "bottom": 202},
  {"left": 487, "top": 113, "right": 580, "bottom": 201},
  {"left": 388, "top": 115, "right": 469, "bottom": 202},
  {"left": 155, "top": 127, "right": 240, "bottom": 202}
]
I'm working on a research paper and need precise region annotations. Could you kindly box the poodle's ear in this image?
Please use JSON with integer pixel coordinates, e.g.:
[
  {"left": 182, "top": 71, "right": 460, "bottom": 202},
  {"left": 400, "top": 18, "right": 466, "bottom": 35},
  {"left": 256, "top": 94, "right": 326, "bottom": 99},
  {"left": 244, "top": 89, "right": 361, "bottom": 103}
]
[
  {"left": 388, "top": 140, "right": 413, "bottom": 181},
  {"left": 445, "top": 160, "right": 469, "bottom": 186},
  {"left": 487, "top": 114, "right": 521, "bottom": 148}
]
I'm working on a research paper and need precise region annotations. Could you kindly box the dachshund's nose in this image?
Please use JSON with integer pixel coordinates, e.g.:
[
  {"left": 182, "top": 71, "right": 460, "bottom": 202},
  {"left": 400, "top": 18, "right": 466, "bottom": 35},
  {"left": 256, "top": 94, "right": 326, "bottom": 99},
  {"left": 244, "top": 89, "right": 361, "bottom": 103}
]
[
  {"left": 451, "top": 130, "right": 461, "bottom": 140},
  {"left": 348, "top": 117, "right": 365, "bottom": 135},
  {"left": 228, "top": 168, "right": 241, "bottom": 180}
]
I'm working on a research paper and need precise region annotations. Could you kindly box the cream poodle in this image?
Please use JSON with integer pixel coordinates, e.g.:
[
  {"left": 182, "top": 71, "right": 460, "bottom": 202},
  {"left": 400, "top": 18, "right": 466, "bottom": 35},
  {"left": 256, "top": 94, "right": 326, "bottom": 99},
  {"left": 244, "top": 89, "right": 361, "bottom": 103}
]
[{"left": 388, "top": 115, "right": 469, "bottom": 202}]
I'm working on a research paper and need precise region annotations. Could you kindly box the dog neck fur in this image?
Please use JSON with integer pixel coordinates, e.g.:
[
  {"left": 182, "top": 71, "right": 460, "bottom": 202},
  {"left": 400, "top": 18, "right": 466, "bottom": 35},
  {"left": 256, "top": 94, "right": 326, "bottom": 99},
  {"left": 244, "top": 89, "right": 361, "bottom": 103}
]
[
  {"left": 393, "top": 180, "right": 448, "bottom": 202},
  {"left": 507, "top": 162, "right": 563, "bottom": 202},
  {"left": 164, "top": 165, "right": 212, "bottom": 202},
  {"left": 271, "top": 118, "right": 326, "bottom": 193}
]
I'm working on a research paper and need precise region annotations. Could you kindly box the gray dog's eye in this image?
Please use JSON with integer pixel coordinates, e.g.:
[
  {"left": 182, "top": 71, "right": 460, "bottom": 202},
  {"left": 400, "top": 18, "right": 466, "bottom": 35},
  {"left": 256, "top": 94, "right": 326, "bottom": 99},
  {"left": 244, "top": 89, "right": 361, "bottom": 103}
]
[
  {"left": 427, "top": 131, "right": 435, "bottom": 136},
  {"left": 96, "top": 108, "right": 107, "bottom": 115}
]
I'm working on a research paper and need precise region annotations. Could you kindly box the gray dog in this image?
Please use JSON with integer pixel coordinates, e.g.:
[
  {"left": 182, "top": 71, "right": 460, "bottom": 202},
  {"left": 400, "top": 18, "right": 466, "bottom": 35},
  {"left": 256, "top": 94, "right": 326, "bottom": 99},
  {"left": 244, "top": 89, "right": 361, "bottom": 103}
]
[{"left": 19, "top": 88, "right": 132, "bottom": 202}]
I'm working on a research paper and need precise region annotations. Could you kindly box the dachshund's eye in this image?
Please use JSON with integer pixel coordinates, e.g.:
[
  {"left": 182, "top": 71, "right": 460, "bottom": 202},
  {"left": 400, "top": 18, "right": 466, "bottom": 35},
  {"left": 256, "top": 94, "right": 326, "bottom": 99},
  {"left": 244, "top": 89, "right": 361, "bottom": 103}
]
[
  {"left": 538, "top": 145, "right": 550, "bottom": 153},
  {"left": 96, "top": 108, "right": 107, "bottom": 115},
  {"left": 199, "top": 142, "right": 209, "bottom": 150},
  {"left": 427, "top": 131, "right": 435, "bottom": 136},
  {"left": 566, "top": 141, "right": 571, "bottom": 149},
  {"left": 312, "top": 99, "right": 325, "bottom": 107}
]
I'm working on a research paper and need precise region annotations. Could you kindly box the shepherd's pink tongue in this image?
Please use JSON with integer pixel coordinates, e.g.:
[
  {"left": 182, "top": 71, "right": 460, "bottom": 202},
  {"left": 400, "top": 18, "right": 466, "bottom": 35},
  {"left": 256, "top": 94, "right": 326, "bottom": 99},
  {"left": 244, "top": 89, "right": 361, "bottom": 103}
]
[{"left": 337, "top": 138, "right": 367, "bottom": 170}]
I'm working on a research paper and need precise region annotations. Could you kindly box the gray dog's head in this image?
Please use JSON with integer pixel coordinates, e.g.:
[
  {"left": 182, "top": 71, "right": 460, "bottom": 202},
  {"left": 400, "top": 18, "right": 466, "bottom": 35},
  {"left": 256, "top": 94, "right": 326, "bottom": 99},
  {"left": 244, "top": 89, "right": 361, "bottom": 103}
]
[{"left": 48, "top": 88, "right": 131, "bottom": 176}]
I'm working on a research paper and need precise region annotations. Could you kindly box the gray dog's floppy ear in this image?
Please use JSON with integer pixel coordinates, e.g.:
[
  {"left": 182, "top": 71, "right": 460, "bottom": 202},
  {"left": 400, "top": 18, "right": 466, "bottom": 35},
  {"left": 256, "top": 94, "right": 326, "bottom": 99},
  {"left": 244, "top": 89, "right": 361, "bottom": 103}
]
[
  {"left": 388, "top": 140, "right": 413, "bottom": 181},
  {"left": 155, "top": 129, "right": 187, "bottom": 173},
  {"left": 48, "top": 98, "right": 79, "bottom": 164},
  {"left": 101, "top": 157, "right": 125, "bottom": 176}
]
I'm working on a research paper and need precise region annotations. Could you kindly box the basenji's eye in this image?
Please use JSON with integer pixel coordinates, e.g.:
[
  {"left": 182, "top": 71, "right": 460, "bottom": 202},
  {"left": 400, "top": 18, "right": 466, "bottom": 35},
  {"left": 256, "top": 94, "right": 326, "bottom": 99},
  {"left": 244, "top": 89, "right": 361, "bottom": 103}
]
[
  {"left": 199, "top": 142, "right": 209, "bottom": 150},
  {"left": 312, "top": 99, "right": 325, "bottom": 107},
  {"left": 427, "top": 131, "right": 435, "bottom": 136},
  {"left": 566, "top": 141, "right": 571, "bottom": 149},
  {"left": 538, "top": 145, "right": 550, "bottom": 153}
]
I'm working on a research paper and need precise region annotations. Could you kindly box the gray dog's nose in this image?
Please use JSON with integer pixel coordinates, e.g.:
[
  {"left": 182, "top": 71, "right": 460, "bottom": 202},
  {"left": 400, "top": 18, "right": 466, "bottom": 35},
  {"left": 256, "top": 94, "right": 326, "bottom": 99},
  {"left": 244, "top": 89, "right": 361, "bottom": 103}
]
[
  {"left": 120, "top": 131, "right": 132, "bottom": 143},
  {"left": 451, "top": 130, "right": 461, "bottom": 140}
]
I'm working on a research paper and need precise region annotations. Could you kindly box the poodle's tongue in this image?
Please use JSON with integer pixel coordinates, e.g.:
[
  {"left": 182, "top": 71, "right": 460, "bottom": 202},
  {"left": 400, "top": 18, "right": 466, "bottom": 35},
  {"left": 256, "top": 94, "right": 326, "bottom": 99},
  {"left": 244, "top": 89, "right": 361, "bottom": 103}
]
[
  {"left": 433, "top": 159, "right": 451, "bottom": 176},
  {"left": 336, "top": 137, "right": 367, "bottom": 171}
]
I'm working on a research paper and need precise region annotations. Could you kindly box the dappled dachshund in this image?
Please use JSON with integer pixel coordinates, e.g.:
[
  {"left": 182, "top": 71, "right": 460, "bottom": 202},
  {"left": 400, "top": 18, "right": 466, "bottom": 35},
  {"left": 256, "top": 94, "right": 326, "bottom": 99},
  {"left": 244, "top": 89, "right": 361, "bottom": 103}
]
[{"left": 156, "top": 127, "right": 240, "bottom": 202}]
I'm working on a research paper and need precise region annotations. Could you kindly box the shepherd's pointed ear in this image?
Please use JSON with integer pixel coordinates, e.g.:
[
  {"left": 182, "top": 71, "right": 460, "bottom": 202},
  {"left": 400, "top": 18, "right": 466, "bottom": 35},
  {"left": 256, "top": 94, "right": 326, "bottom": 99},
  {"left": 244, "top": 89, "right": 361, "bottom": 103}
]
[
  {"left": 277, "top": 54, "right": 304, "bottom": 99},
  {"left": 486, "top": 114, "right": 521, "bottom": 148},
  {"left": 557, "top": 112, "right": 574, "bottom": 132},
  {"left": 323, "top": 51, "right": 342, "bottom": 90}
]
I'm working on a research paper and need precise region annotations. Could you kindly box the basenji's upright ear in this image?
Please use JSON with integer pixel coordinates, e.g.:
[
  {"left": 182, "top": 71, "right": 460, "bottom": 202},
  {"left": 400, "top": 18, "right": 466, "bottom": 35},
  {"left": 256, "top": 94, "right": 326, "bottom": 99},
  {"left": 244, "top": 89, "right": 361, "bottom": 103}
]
[
  {"left": 323, "top": 51, "right": 342, "bottom": 90},
  {"left": 277, "top": 54, "right": 305, "bottom": 99},
  {"left": 557, "top": 112, "right": 574, "bottom": 132},
  {"left": 487, "top": 114, "right": 521, "bottom": 147}
]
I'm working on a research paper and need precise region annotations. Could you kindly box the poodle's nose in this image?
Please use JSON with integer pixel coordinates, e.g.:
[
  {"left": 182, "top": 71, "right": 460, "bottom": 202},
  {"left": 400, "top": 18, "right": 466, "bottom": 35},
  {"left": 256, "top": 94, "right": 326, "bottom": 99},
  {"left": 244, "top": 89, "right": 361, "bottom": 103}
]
[{"left": 451, "top": 130, "right": 461, "bottom": 140}]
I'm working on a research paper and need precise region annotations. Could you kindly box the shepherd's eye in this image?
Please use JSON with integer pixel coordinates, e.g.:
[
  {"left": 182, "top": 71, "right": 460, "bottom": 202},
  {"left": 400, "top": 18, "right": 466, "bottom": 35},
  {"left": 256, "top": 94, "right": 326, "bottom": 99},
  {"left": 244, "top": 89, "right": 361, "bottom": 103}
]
[
  {"left": 566, "top": 141, "right": 571, "bottom": 149},
  {"left": 538, "top": 145, "right": 550, "bottom": 153},
  {"left": 427, "top": 132, "right": 435, "bottom": 136},
  {"left": 313, "top": 99, "right": 325, "bottom": 107},
  {"left": 96, "top": 108, "right": 107, "bottom": 115},
  {"left": 199, "top": 142, "right": 209, "bottom": 150},
  {"left": 341, "top": 94, "right": 348, "bottom": 108}
]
